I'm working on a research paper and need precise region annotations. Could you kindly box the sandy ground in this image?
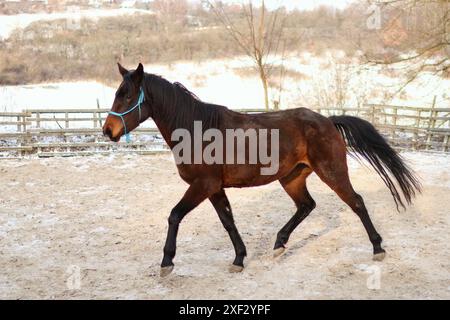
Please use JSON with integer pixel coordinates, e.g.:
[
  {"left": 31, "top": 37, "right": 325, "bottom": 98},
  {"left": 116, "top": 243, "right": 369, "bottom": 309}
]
[{"left": 0, "top": 152, "right": 449, "bottom": 299}]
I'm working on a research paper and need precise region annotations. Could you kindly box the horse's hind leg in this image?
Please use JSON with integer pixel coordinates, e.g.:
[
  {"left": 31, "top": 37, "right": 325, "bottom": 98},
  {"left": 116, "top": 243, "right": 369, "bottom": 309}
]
[
  {"left": 210, "top": 189, "right": 247, "bottom": 273},
  {"left": 310, "top": 143, "right": 386, "bottom": 261},
  {"left": 274, "top": 164, "right": 315, "bottom": 257}
]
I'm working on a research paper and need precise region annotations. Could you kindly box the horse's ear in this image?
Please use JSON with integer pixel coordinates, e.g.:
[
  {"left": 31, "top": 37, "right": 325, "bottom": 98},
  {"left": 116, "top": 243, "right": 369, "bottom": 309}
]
[
  {"left": 131, "top": 63, "right": 144, "bottom": 86},
  {"left": 117, "top": 63, "right": 128, "bottom": 77}
]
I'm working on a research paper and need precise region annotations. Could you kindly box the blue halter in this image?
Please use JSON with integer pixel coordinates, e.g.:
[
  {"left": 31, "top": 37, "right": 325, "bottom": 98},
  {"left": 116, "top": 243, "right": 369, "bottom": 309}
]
[{"left": 108, "top": 87, "right": 145, "bottom": 142}]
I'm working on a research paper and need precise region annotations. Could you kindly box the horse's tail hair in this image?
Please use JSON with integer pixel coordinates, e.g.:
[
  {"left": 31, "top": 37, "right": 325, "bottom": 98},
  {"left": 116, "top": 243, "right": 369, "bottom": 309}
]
[{"left": 330, "top": 115, "right": 421, "bottom": 211}]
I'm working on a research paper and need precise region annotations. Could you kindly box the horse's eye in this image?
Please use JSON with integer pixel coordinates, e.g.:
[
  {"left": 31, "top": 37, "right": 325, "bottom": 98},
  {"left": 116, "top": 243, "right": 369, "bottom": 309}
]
[{"left": 126, "top": 95, "right": 131, "bottom": 100}]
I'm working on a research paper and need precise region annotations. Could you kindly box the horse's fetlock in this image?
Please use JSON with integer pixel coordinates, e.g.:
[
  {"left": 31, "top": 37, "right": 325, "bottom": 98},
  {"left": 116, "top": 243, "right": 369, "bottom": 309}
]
[
  {"left": 276, "top": 231, "right": 288, "bottom": 244},
  {"left": 163, "top": 247, "right": 176, "bottom": 258},
  {"left": 372, "top": 234, "right": 382, "bottom": 244}
]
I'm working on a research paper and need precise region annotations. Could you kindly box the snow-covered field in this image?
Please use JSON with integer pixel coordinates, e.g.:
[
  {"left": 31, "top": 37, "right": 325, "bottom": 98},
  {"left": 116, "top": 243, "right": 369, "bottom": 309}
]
[
  {"left": 1, "top": 53, "right": 449, "bottom": 116},
  {"left": 149, "top": 52, "right": 450, "bottom": 109},
  {"left": 1, "top": 7, "right": 449, "bottom": 116},
  {"left": 0, "top": 82, "right": 115, "bottom": 112},
  {"left": 0, "top": 8, "right": 153, "bottom": 40},
  {"left": 0, "top": 152, "right": 449, "bottom": 299}
]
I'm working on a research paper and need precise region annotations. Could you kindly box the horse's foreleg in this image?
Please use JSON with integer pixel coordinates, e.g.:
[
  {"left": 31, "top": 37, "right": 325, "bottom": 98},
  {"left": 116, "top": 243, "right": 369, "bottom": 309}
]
[
  {"left": 210, "top": 189, "right": 247, "bottom": 273},
  {"left": 274, "top": 164, "right": 315, "bottom": 257},
  {"left": 160, "top": 179, "right": 221, "bottom": 277}
]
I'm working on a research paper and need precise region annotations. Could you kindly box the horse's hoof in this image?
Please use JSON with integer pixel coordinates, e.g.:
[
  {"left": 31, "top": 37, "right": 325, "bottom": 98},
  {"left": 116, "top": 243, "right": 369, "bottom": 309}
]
[
  {"left": 160, "top": 265, "right": 174, "bottom": 277},
  {"left": 273, "top": 247, "right": 285, "bottom": 258},
  {"left": 373, "top": 251, "right": 386, "bottom": 262},
  {"left": 229, "top": 264, "right": 244, "bottom": 273}
]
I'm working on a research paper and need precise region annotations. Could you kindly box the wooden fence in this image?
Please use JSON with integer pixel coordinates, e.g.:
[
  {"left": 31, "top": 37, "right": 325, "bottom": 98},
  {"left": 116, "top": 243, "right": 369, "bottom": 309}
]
[
  {"left": 314, "top": 104, "right": 450, "bottom": 151},
  {"left": 0, "top": 104, "right": 449, "bottom": 158}
]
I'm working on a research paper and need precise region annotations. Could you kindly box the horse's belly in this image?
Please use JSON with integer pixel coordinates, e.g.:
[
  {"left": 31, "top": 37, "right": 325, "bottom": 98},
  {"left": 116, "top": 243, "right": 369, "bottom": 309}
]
[{"left": 222, "top": 163, "right": 292, "bottom": 187}]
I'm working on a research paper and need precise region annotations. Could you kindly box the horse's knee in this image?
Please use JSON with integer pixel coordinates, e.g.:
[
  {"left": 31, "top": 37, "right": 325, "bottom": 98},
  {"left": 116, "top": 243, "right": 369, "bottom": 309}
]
[{"left": 168, "top": 208, "right": 184, "bottom": 225}]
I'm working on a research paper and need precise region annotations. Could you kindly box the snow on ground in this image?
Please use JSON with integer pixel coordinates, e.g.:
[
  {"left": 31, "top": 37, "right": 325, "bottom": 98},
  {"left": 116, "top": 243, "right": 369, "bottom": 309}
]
[
  {"left": 145, "top": 57, "right": 268, "bottom": 109},
  {"left": 0, "top": 8, "right": 448, "bottom": 114},
  {"left": 144, "top": 52, "right": 450, "bottom": 110},
  {"left": 1, "top": 52, "right": 449, "bottom": 117},
  {"left": 0, "top": 8, "right": 153, "bottom": 40},
  {"left": 0, "top": 151, "right": 449, "bottom": 299},
  {"left": 0, "top": 82, "right": 115, "bottom": 112}
]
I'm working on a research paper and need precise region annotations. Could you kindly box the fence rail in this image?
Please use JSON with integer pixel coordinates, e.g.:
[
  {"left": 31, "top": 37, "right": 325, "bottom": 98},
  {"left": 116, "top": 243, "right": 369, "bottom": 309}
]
[{"left": 1, "top": 104, "right": 449, "bottom": 158}]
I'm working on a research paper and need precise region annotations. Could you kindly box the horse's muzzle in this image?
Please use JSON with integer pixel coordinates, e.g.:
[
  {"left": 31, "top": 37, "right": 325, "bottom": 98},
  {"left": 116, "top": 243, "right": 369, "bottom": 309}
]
[{"left": 103, "top": 125, "right": 120, "bottom": 142}]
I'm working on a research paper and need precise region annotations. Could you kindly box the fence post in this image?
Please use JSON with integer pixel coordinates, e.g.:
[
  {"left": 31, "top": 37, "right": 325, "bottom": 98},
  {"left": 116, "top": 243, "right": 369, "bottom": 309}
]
[
  {"left": 413, "top": 109, "right": 421, "bottom": 150},
  {"left": 22, "top": 112, "right": 28, "bottom": 132},
  {"left": 23, "top": 110, "right": 30, "bottom": 156},
  {"left": 93, "top": 111, "right": 97, "bottom": 128},
  {"left": 392, "top": 106, "right": 398, "bottom": 138},
  {"left": 65, "top": 112, "right": 69, "bottom": 129},
  {"left": 426, "top": 96, "right": 437, "bottom": 150},
  {"left": 97, "top": 98, "right": 103, "bottom": 128},
  {"left": 370, "top": 105, "right": 375, "bottom": 124},
  {"left": 443, "top": 134, "right": 449, "bottom": 152}
]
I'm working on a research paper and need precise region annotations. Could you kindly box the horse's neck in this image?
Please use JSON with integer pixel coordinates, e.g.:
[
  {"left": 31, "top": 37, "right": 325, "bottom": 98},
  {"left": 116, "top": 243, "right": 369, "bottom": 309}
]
[
  {"left": 148, "top": 95, "right": 182, "bottom": 150},
  {"left": 143, "top": 75, "right": 209, "bottom": 150},
  {"left": 152, "top": 114, "right": 177, "bottom": 149},
  {"left": 141, "top": 76, "right": 177, "bottom": 149}
]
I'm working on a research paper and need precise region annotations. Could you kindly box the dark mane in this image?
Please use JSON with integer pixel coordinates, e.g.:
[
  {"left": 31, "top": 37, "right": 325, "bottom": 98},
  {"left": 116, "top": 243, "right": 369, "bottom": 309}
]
[
  {"left": 143, "top": 74, "right": 222, "bottom": 133},
  {"left": 173, "top": 82, "right": 201, "bottom": 101}
]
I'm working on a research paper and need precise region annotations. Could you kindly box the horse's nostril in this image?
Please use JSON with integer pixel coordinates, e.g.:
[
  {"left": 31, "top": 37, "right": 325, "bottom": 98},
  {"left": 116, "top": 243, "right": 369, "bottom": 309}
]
[{"left": 104, "top": 127, "right": 113, "bottom": 139}]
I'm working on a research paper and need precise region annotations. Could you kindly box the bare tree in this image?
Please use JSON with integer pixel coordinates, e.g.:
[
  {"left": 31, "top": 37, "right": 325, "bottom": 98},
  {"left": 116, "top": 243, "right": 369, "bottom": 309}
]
[
  {"left": 310, "top": 59, "right": 353, "bottom": 110},
  {"left": 364, "top": 0, "right": 450, "bottom": 92},
  {"left": 204, "top": 0, "right": 286, "bottom": 110},
  {"left": 151, "top": 0, "right": 189, "bottom": 34}
]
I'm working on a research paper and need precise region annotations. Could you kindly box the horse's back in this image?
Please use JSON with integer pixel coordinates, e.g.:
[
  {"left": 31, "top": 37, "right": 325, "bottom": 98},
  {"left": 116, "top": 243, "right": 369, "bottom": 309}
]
[{"left": 220, "top": 106, "right": 332, "bottom": 133}]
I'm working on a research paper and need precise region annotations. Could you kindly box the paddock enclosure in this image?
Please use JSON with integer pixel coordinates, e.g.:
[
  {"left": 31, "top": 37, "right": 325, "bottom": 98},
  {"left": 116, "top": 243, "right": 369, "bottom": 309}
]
[
  {"left": 1, "top": 104, "right": 449, "bottom": 158},
  {"left": 1, "top": 152, "right": 449, "bottom": 299}
]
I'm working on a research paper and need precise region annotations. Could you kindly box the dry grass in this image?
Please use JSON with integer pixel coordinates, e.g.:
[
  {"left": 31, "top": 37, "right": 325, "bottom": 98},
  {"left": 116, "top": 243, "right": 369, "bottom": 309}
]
[{"left": 0, "top": 7, "right": 365, "bottom": 85}]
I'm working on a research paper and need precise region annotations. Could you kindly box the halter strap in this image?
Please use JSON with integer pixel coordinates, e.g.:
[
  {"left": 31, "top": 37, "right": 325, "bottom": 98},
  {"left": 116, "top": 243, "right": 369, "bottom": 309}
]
[{"left": 108, "top": 87, "right": 145, "bottom": 140}]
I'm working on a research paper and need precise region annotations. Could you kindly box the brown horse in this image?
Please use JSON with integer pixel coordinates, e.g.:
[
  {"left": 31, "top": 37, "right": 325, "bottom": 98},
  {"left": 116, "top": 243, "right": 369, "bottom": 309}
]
[{"left": 103, "top": 63, "right": 421, "bottom": 277}]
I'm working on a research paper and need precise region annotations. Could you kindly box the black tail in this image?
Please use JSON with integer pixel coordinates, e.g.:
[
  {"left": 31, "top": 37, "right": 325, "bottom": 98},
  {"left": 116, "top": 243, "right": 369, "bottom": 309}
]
[{"left": 330, "top": 115, "right": 421, "bottom": 210}]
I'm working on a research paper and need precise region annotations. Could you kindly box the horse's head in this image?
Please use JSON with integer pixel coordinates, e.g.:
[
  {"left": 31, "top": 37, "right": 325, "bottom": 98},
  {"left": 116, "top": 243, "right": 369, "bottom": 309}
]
[{"left": 103, "top": 63, "right": 146, "bottom": 142}]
